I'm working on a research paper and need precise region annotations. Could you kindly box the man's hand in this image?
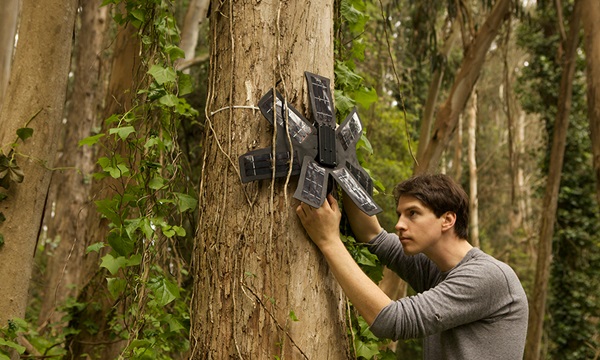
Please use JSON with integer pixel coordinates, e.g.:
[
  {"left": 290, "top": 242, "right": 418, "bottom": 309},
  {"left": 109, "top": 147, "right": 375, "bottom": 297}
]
[
  {"left": 296, "top": 194, "right": 342, "bottom": 250},
  {"left": 296, "top": 194, "right": 392, "bottom": 325}
]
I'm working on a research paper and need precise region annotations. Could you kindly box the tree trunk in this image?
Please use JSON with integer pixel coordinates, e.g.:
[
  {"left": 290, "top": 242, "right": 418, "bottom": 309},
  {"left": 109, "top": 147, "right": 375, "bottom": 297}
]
[
  {"left": 190, "top": 1, "right": 350, "bottom": 358},
  {"left": 0, "top": 0, "right": 19, "bottom": 111},
  {"left": 524, "top": 2, "right": 582, "bottom": 359},
  {"left": 177, "top": 0, "right": 210, "bottom": 72},
  {"left": 0, "top": 0, "right": 77, "bottom": 327},
  {"left": 415, "top": 0, "right": 511, "bottom": 174},
  {"left": 37, "top": 2, "right": 109, "bottom": 330},
  {"left": 416, "top": 22, "right": 458, "bottom": 162},
  {"left": 467, "top": 91, "right": 479, "bottom": 247},
  {"left": 581, "top": 0, "right": 600, "bottom": 207},
  {"left": 64, "top": 19, "right": 140, "bottom": 360}
]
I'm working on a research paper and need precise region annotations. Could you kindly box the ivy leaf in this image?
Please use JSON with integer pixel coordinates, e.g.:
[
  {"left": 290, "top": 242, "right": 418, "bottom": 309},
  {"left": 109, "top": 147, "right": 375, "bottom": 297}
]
[
  {"left": 178, "top": 73, "right": 194, "bottom": 96},
  {"left": 107, "top": 277, "right": 127, "bottom": 298},
  {"left": 149, "top": 277, "right": 180, "bottom": 307},
  {"left": 148, "top": 177, "right": 165, "bottom": 190},
  {"left": 86, "top": 242, "right": 105, "bottom": 254},
  {"left": 109, "top": 126, "right": 136, "bottom": 140},
  {"left": 0, "top": 338, "right": 26, "bottom": 355},
  {"left": 334, "top": 89, "right": 356, "bottom": 116},
  {"left": 162, "top": 314, "right": 185, "bottom": 333},
  {"left": 79, "top": 133, "right": 105, "bottom": 146},
  {"left": 0, "top": 234, "right": 4, "bottom": 248},
  {"left": 165, "top": 45, "right": 185, "bottom": 61},
  {"left": 148, "top": 64, "right": 176, "bottom": 85},
  {"left": 159, "top": 94, "right": 179, "bottom": 107},
  {"left": 101, "top": 254, "right": 127, "bottom": 275},
  {"left": 352, "top": 87, "right": 378, "bottom": 109},
  {"left": 174, "top": 192, "right": 198, "bottom": 212},
  {"left": 354, "top": 338, "right": 379, "bottom": 359},
  {"left": 16, "top": 127, "right": 34, "bottom": 141},
  {"left": 107, "top": 228, "right": 134, "bottom": 256},
  {"left": 0, "top": 212, "right": 5, "bottom": 223}
]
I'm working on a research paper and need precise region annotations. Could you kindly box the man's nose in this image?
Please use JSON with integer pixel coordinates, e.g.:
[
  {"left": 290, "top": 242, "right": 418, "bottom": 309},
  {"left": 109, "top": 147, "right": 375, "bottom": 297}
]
[{"left": 395, "top": 218, "right": 407, "bottom": 232}]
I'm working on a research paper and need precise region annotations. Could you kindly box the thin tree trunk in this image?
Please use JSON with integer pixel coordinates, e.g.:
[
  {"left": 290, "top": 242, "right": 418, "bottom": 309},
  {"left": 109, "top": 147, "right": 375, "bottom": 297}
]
[
  {"left": 190, "top": 0, "right": 350, "bottom": 358},
  {"left": 467, "top": 91, "right": 479, "bottom": 247},
  {"left": 0, "top": 0, "right": 78, "bottom": 326},
  {"left": 177, "top": 0, "right": 210, "bottom": 72},
  {"left": 524, "top": 2, "right": 582, "bottom": 359},
  {"left": 37, "top": 2, "right": 109, "bottom": 330},
  {"left": 415, "top": 0, "right": 511, "bottom": 174},
  {"left": 581, "top": 0, "right": 600, "bottom": 207},
  {"left": 453, "top": 114, "right": 463, "bottom": 180},
  {"left": 417, "top": 22, "right": 458, "bottom": 162},
  {"left": 64, "top": 19, "right": 139, "bottom": 360},
  {"left": 0, "top": 0, "right": 19, "bottom": 112}
]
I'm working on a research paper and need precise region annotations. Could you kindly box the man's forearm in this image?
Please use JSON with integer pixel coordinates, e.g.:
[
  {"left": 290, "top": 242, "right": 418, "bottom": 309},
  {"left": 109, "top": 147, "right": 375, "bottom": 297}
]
[
  {"left": 341, "top": 192, "right": 383, "bottom": 243},
  {"left": 319, "top": 238, "right": 392, "bottom": 325}
]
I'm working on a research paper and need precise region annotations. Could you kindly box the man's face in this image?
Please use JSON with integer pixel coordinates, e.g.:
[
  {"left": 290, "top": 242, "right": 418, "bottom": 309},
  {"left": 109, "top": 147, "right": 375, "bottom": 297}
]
[{"left": 394, "top": 195, "right": 445, "bottom": 255}]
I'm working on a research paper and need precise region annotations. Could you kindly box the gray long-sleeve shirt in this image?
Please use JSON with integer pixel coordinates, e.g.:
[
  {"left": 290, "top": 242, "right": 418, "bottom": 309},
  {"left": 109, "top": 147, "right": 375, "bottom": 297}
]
[{"left": 368, "top": 230, "right": 528, "bottom": 359}]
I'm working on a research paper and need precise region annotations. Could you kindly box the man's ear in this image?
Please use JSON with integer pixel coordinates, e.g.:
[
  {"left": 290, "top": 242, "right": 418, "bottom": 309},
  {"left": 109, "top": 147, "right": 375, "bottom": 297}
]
[{"left": 441, "top": 211, "right": 456, "bottom": 232}]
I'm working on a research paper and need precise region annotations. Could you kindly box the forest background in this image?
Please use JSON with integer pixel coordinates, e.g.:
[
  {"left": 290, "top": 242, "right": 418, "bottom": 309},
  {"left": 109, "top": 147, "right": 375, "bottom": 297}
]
[{"left": 0, "top": 0, "right": 599, "bottom": 359}]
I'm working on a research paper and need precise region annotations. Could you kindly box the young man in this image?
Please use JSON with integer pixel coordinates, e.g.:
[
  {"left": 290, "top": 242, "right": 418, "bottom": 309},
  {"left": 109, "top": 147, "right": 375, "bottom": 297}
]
[{"left": 296, "top": 174, "right": 528, "bottom": 359}]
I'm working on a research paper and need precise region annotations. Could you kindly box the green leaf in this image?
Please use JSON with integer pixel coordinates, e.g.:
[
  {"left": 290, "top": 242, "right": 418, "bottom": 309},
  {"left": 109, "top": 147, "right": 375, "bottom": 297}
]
[
  {"left": 174, "top": 192, "right": 197, "bottom": 213},
  {"left": 289, "top": 310, "right": 299, "bottom": 322},
  {"left": 107, "top": 277, "right": 127, "bottom": 298},
  {"left": 0, "top": 234, "right": 4, "bottom": 248},
  {"left": 162, "top": 314, "right": 185, "bottom": 333},
  {"left": 354, "top": 338, "right": 379, "bottom": 359},
  {"left": 178, "top": 73, "right": 194, "bottom": 96},
  {"left": 148, "top": 65, "right": 176, "bottom": 85},
  {"left": 86, "top": 242, "right": 105, "bottom": 254},
  {"left": 352, "top": 87, "right": 378, "bottom": 109},
  {"left": 159, "top": 94, "right": 179, "bottom": 107},
  {"left": 79, "top": 133, "right": 105, "bottom": 146},
  {"left": 148, "top": 177, "right": 165, "bottom": 190},
  {"left": 149, "top": 277, "right": 180, "bottom": 307},
  {"left": 173, "top": 226, "right": 186, "bottom": 237},
  {"left": 107, "top": 229, "right": 134, "bottom": 256},
  {"left": 0, "top": 338, "right": 26, "bottom": 354},
  {"left": 165, "top": 45, "right": 185, "bottom": 61},
  {"left": 0, "top": 212, "right": 5, "bottom": 223},
  {"left": 16, "top": 127, "right": 33, "bottom": 141},
  {"left": 100, "top": 254, "right": 141, "bottom": 275},
  {"left": 130, "top": 9, "right": 145, "bottom": 22},
  {"left": 334, "top": 89, "right": 356, "bottom": 116},
  {"left": 0, "top": 193, "right": 7, "bottom": 201},
  {"left": 109, "top": 126, "right": 136, "bottom": 140},
  {"left": 100, "top": 254, "right": 127, "bottom": 275}
]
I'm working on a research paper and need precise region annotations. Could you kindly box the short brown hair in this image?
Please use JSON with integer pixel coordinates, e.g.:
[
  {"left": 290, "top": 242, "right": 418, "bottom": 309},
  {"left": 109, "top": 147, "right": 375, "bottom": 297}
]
[{"left": 393, "top": 174, "right": 469, "bottom": 239}]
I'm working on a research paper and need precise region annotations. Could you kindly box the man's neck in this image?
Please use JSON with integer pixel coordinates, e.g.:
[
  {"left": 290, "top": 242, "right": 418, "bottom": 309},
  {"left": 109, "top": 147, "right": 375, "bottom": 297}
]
[{"left": 424, "top": 237, "right": 474, "bottom": 272}]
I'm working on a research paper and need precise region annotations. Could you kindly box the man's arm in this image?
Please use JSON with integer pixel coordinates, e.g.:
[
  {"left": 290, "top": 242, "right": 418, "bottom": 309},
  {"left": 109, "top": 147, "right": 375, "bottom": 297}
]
[
  {"left": 296, "top": 195, "right": 392, "bottom": 324},
  {"left": 341, "top": 191, "right": 384, "bottom": 243}
]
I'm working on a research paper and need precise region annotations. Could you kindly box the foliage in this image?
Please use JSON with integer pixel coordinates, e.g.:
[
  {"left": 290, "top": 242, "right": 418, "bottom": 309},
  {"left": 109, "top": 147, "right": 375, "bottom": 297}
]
[
  {"left": 516, "top": 2, "right": 600, "bottom": 358},
  {"left": 75, "top": 1, "right": 199, "bottom": 358},
  {"left": 0, "top": 0, "right": 198, "bottom": 358}
]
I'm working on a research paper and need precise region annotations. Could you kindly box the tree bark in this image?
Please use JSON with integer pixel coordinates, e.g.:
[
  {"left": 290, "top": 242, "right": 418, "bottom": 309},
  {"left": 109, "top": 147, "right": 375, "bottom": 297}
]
[
  {"left": 190, "top": 0, "right": 350, "bottom": 358},
  {"left": 415, "top": 0, "right": 511, "bottom": 174},
  {"left": 467, "top": 91, "right": 479, "bottom": 247},
  {"left": 37, "top": 2, "right": 109, "bottom": 330},
  {"left": 0, "top": 0, "right": 78, "bottom": 326},
  {"left": 0, "top": 0, "right": 19, "bottom": 112},
  {"left": 524, "top": 2, "right": 582, "bottom": 359},
  {"left": 581, "top": 0, "right": 600, "bottom": 207}
]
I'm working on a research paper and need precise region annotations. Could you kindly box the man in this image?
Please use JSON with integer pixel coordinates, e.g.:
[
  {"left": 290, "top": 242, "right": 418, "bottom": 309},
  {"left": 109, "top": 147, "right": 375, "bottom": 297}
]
[{"left": 296, "top": 173, "right": 528, "bottom": 359}]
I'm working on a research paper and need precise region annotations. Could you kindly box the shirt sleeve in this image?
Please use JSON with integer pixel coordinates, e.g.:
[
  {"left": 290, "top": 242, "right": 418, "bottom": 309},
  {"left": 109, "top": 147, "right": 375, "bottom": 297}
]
[{"left": 369, "top": 259, "right": 515, "bottom": 340}]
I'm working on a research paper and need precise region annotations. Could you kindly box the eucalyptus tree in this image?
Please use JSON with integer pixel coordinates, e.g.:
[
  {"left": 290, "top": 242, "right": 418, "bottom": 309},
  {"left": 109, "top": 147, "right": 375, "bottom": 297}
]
[
  {"left": 190, "top": 0, "right": 352, "bottom": 358},
  {"left": 0, "top": 0, "right": 78, "bottom": 327}
]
